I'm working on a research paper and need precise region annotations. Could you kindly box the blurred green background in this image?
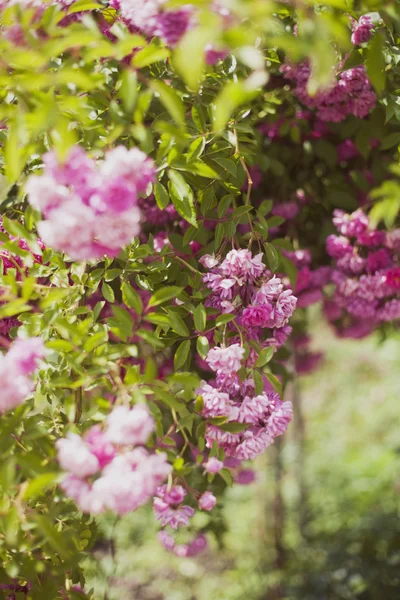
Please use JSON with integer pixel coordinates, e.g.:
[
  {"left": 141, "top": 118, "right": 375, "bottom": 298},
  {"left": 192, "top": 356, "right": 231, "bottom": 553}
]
[{"left": 85, "top": 313, "right": 400, "bottom": 600}]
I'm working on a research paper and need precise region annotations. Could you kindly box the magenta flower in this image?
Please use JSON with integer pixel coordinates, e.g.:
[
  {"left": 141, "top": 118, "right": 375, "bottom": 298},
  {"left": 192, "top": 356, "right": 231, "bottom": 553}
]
[{"left": 154, "top": 498, "right": 195, "bottom": 529}]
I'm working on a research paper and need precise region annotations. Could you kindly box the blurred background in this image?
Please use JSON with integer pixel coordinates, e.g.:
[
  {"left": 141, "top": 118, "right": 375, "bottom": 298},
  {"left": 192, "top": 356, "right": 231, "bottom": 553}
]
[{"left": 84, "top": 309, "right": 400, "bottom": 600}]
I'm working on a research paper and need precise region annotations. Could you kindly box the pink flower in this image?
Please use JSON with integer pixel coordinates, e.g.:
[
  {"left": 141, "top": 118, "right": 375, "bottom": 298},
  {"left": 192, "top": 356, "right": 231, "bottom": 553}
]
[
  {"left": 274, "top": 290, "right": 297, "bottom": 327},
  {"left": 56, "top": 433, "right": 100, "bottom": 478},
  {"left": 240, "top": 303, "right": 273, "bottom": 328},
  {"left": 105, "top": 404, "right": 155, "bottom": 446},
  {"left": 253, "top": 276, "right": 284, "bottom": 303},
  {"left": 204, "top": 457, "right": 224, "bottom": 474},
  {"left": 197, "top": 382, "right": 232, "bottom": 418},
  {"left": 235, "top": 428, "right": 273, "bottom": 461},
  {"left": 158, "top": 530, "right": 176, "bottom": 551},
  {"left": 154, "top": 498, "right": 195, "bottom": 529},
  {"left": 198, "top": 491, "right": 216, "bottom": 511},
  {"left": 156, "top": 484, "right": 186, "bottom": 505},
  {"left": 206, "top": 344, "right": 245, "bottom": 374},
  {"left": 199, "top": 254, "right": 219, "bottom": 269},
  {"left": 326, "top": 235, "right": 353, "bottom": 258},
  {"left": 220, "top": 249, "right": 265, "bottom": 281},
  {"left": 385, "top": 267, "right": 400, "bottom": 290},
  {"left": 101, "top": 146, "right": 155, "bottom": 194},
  {"left": 84, "top": 426, "right": 116, "bottom": 469},
  {"left": 7, "top": 337, "right": 45, "bottom": 376},
  {"left": 267, "top": 401, "right": 293, "bottom": 436},
  {"left": 0, "top": 337, "right": 44, "bottom": 414}
]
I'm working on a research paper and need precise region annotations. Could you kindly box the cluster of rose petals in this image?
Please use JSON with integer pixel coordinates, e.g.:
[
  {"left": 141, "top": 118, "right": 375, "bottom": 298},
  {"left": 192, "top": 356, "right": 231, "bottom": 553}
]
[
  {"left": 325, "top": 208, "right": 400, "bottom": 337},
  {"left": 57, "top": 404, "right": 172, "bottom": 515},
  {"left": 281, "top": 63, "right": 376, "bottom": 122},
  {"left": 351, "top": 13, "right": 380, "bottom": 46},
  {"left": 197, "top": 345, "right": 293, "bottom": 461},
  {"left": 26, "top": 145, "right": 155, "bottom": 261},
  {"left": 201, "top": 249, "right": 297, "bottom": 338},
  {"left": 154, "top": 484, "right": 195, "bottom": 529},
  {"left": 0, "top": 337, "right": 45, "bottom": 414}
]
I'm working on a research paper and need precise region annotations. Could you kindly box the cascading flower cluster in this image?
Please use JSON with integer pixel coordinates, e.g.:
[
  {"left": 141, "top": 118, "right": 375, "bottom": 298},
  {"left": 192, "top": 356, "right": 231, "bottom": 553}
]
[
  {"left": 26, "top": 145, "right": 155, "bottom": 261},
  {"left": 0, "top": 337, "right": 45, "bottom": 414},
  {"left": 199, "top": 345, "right": 293, "bottom": 460},
  {"left": 195, "top": 249, "right": 296, "bottom": 460},
  {"left": 281, "top": 63, "right": 376, "bottom": 122},
  {"left": 324, "top": 208, "right": 400, "bottom": 337},
  {"left": 56, "top": 404, "right": 171, "bottom": 514}
]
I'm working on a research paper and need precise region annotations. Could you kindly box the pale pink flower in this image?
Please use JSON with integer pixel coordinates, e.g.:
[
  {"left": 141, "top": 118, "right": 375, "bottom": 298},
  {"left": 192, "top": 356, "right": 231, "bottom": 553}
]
[
  {"left": 105, "top": 404, "right": 154, "bottom": 446},
  {"left": 198, "top": 491, "right": 216, "bottom": 511},
  {"left": 206, "top": 344, "right": 245, "bottom": 374},
  {"left": 56, "top": 433, "right": 100, "bottom": 478}
]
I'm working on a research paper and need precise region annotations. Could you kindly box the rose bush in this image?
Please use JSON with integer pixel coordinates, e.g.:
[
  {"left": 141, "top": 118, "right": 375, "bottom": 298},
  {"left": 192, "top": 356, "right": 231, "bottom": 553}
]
[{"left": 0, "top": 0, "right": 399, "bottom": 597}]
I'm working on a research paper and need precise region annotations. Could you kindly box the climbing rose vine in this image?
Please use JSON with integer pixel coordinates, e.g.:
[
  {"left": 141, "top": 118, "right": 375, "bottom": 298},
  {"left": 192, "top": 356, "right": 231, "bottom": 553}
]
[{"left": 0, "top": 0, "right": 399, "bottom": 597}]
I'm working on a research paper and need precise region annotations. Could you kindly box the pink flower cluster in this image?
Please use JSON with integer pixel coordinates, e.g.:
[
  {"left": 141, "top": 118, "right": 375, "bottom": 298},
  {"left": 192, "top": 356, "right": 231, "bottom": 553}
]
[
  {"left": 0, "top": 337, "right": 45, "bottom": 414},
  {"left": 119, "top": 0, "right": 228, "bottom": 63},
  {"left": 351, "top": 13, "right": 380, "bottom": 46},
  {"left": 26, "top": 145, "right": 155, "bottom": 261},
  {"left": 325, "top": 209, "right": 400, "bottom": 337},
  {"left": 281, "top": 63, "right": 376, "bottom": 122},
  {"left": 57, "top": 404, "right": 171, "bottom": 515},
  {"left": 197, "top": 345, "right": 293, "bottom": 461},
  {"left": 201, "top": 249, "right": 297, "bottom": 337}
]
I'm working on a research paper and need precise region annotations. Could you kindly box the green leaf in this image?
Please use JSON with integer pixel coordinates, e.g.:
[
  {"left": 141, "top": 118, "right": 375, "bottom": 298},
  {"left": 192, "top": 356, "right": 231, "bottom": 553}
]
[
  {"left": 156, "top": 389, "right": 185, "bottom": 411},
  {"left": 219, "top": 422, "right": 250, "bottom": 433},
  {"left": 132, "top": 44, "right": 170, "bottom": 68},
  {"left": 118, "top": 69, "right": 137, "bottom": 113},
  {"left": 213, "top": 80, "right": 258, "bottom": 131},
  {"left": 121, "top": 281, "right": 143, "bottom": 314},
  {"left": 174, "top": 339, "right": 191, "bottom": 369},
  {"left": 218, "top": 468, "right": 233, "bottom": 486},
  {"left": 196, "top": 335, "right": 209, "bottom": 359},
  {"left": 255, "top": 346, "right": 274, "bottom": 368},
  {"left": 264, "top": 242, "right": 280, "bottom": 273},
  {"left": 166, "top": 309, "right": 189, "bottom": 337},
  {"left": 186, "top": 137, "right": 206, "bottom": 161},
  {"left": 216, "top": 314, "right": 235, "bottom": 326},
  {"left": 148, "top": 286, "right": 183, "bottom": 308},
  {"left": 23, "top": 473, "right": 59, "bottom": 500},
  {"left": 366, "top": 32, "right": 386, "bottom": 95},
  {"left": 101, "top": 282, "right": 115, "bottom": 303},
  {"left": 167, "top": 170, "right": 197, "bottom": 226},
  {"left": 264, "top": 371, "right": 282, "bottom": 395},
  {"left": 150, "top": 80, "right": 185, "bottom": 128},
  {"left": 33, "top": 515, "right": 74, "bottom": 558},
  {"left": 174, "top": 24, "right": 217, "bottom": 90},
  {"left": 254, "top": 369, "right": 264, "bottom": 394},
  {"left": 84, "top": 331, "right": 109, "bottom": 352},
  {"left": 154, "top": 182, "right": 170, "bottom": 210},
  {"left": 193, "top": 303, "right": 206, "bottom": 332},
  {"left": 280, "top": 254, "right": 297, "bottom": 289}
]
